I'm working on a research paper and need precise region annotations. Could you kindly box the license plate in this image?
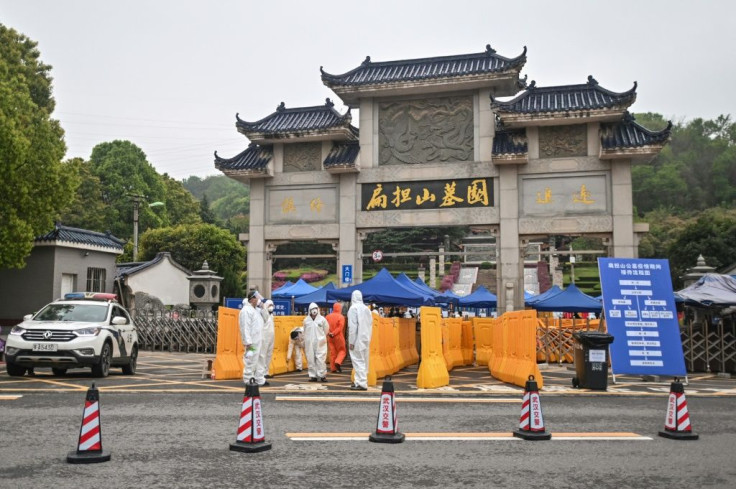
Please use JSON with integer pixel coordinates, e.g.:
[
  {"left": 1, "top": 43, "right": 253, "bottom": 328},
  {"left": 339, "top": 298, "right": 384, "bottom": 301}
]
[{"left": 32, "top": 343, "right": 58, "bottom": 352}]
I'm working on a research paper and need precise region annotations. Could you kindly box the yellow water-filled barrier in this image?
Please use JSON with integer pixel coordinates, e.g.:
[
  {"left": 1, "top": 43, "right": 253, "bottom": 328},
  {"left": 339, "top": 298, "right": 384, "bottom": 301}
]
[
  {"left": 461, "top": 320, "right": 474, "bottom": 365},
  {"left": 442, "top": 318, "right": 465, "bottom": 369},
  {"left": 274, "top": 316, "right": 305, "bottom": 373},
  {"left": 489, "top": 310, "right": 543, "bottom": 389},
  {"left": 212, "top": 307, "right": 243, "bottom": 380},
  {"left": 397, "top": 318, "right": 419, "bottom": 367},
  {"left": 416, "top": 307, "right": 450, "bottom": 388},
  {"left": 473, "top": 318, "right": 494, "bottom": 366}
]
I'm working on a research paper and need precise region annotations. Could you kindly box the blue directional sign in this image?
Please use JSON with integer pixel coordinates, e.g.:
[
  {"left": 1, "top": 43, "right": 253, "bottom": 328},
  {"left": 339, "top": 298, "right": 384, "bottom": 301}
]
[
  {"left": 273, "top": 300, "right": 291, "bottom": 316},
  {"left": 598, "top": 258, "right": 686, "bottom": 377},
  {"left": 224, "top": 297, "right": 244, "bottom": 309},
  {"left": 342, "top": 264, "right": 353, "bottom": 284}
]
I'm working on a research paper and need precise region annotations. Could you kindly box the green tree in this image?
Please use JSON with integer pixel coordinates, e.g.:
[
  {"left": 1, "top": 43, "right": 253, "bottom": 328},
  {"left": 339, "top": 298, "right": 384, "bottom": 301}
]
[
  {"left": 0, "top": 24, "right": 77, "bottom": 268},
  {"left": 161, "top": 174, "right": 201, "bottom": 226},
  {"left": 59, "top": 158, "right": 107, "bottom": 231},
  {"left": 88, "top": 140, "right": 166, "bottom": 240},
  {"left": 139, "top": 223, "right": 245, "bottom": 297},
  {"left": 199, "top": 194, "right": 220, "bottom": 225}
]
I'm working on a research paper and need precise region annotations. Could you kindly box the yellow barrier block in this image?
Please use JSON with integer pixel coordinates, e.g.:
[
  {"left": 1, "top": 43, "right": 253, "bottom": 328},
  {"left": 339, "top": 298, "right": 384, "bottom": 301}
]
[
  {"left": 212, "top": 307, "right": 243, "bottom": 380},
  {"left": 487, "top": 310, "right": 543, "bottom": 389},
  {"left": 461, "top": 320, "right": 474, "bottom": 365},
  {"left": 398, "top": 318, "right": 419, "bottom": 365},
  {"left": 416, "top": 307, "right": 450, "bottom": 388},
  {"left": 446, "top": 318, "right": 464, "bottom": 368},
  {"left": 441, "top": 319, "right": 453, "bottom": 371},
  {"left": 473, "top": 318, "right": 494, "bottom": 366}
]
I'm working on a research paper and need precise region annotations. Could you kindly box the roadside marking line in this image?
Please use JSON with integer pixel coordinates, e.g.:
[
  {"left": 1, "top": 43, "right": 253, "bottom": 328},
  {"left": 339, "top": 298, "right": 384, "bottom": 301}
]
[
  {"left": 98, "top": 377, "right": 241, "bottom": 392},
  {"left": 23, "top": 377, "right": 87, "bottom": 390},
  {"left": 0, "top": 395, "right": 23, "bottom": 400},
  {"left": 286, "top": 432, "right": 651, "bottom": 441},
  {"left": 275, "top": 396, "right": 519, "bottom": 403}
]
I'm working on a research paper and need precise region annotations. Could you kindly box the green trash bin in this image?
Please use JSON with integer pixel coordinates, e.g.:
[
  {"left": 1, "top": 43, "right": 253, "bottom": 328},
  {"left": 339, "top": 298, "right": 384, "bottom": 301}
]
[{"left": 572, "top": 331, "right": 614, "bottom": 390}]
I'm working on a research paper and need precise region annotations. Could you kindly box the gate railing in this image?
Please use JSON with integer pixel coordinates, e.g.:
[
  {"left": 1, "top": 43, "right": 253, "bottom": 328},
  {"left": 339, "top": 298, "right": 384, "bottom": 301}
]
[{"left": 132, "top": 308, "right": 218, "bottom": 353}]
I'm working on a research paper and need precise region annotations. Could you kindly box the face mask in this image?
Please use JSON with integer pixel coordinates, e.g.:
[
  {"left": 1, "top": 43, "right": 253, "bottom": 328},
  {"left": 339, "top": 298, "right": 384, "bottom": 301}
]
[{"left": 268, "top": 306, "right": 274, "bottom": 313}]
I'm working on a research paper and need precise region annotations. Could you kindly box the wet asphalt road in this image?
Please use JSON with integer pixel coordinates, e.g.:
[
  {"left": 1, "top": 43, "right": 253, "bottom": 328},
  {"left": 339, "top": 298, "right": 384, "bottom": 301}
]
[{"left": 1, "top": 352, "right": 735, "bottom": 488}]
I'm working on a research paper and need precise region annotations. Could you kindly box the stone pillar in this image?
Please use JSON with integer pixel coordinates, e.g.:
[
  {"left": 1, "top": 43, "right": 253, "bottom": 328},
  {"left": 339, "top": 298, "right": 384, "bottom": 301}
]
[
  {"left": 247, "top": 179, "right": 267, "bottom": 293},
  {"left": 356, "top": 231, "right": 368, "bottom": 285},
  {"left": 339, "top": 173, "right": 358, "bottom": 287},
  {"left": 438, "top": 246, "right": 445, "bottom": 280},
  {"left": 498, "top": 166, "right": 522, "bottom": 312},
  {"left": 611, "top": 160, "right": 637, "bottom": 258},
  {"left": 429, "top": 257, "right": 437, "bottom": 289}
]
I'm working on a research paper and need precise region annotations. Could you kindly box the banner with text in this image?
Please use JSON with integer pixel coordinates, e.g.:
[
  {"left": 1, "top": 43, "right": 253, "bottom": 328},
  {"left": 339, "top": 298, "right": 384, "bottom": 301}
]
[
  {"left": 361, "top": 178, "right": 493, "bottom": 211},
  {"left": 598, "top": 258, "right": 686, "bottom": 377}
]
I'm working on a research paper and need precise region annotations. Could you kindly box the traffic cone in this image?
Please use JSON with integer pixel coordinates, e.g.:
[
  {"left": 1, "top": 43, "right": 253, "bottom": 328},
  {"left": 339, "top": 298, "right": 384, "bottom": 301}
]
[
  {"left": 513, "top": 375, "right": 551, "bottom": 440},
  {"left": 230, "top": 378, "right": 272, "bottom": 453},
  {"left": 658, "top": 378, "right": 699, "bottom": 440},
  {"left": 67, "top": 383, "right": 111, "bottom": 464},
  {"left": 369, "top": 376, "right": 405, "bottom": 443}
]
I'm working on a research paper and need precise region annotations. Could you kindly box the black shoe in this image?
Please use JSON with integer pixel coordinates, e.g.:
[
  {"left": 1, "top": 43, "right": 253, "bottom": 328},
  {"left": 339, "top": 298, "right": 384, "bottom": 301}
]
[
  {"left": 260, "top": 381, "right": 270, "bottom": 387},
  {"left": 264, "top": 375, "right": 272, "bottom": 379},
  {"left": 350, "top": 384, "right": 360, "bottom": 390},
  {"left": 335, "top": 363, "right": 342, "bottom": 373},
  {"left": 309, "top": 377, "right": 318, "bottom": 382},
  {"left": 357, "top": 386, "right": 367, "bottom": 391},
  {"left": 320, "top": 377, "right": 328, "bottom": 382},
  {"left": 296, "top": 368, "right": 303, "bottom": 372}
]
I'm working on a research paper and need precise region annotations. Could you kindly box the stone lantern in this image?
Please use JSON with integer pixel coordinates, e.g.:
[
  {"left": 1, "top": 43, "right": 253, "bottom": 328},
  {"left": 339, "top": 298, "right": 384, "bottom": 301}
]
[{"left": 187, "top": 261, "right": 223, "bottom": 309}]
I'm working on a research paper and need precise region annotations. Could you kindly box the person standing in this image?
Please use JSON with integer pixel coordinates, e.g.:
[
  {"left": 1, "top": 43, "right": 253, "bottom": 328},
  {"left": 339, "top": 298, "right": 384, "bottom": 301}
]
[
  {"left": 348, "top": 290, "right": 373, "bottom": 391},
  {"left": 303, "top": 302, "right": 329, "bottom": 382},
  {"left": 325, "top": 302, "right": 346, "bottom": 373},
  {"left": 256, "top": 299, "right": 275, "bottom": 386},
  {"left": 239, "top": 290, "right": 264, "bottom": 385}
]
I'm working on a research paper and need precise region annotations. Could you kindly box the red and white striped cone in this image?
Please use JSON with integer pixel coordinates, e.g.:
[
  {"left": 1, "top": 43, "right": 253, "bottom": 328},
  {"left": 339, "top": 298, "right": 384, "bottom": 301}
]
[
  {"left": 67, "top": 383, "right": 111, "bottom": 463},
  {"left": 658, "top": 378, "right": 699, "bottom": 440},
  {"left": 230, "top": 378, "right": 272, "bottom": 453},
  {"left": 513, "top": 375, "right": 551, "bottom": 440},
  {"left": 369, "top": 376, "right": 405, "bottom": 443}
]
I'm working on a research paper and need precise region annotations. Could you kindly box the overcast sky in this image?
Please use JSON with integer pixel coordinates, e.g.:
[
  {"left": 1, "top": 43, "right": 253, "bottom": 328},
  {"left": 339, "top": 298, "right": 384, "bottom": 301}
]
[{"left": 3, "top": 0, "right": 735, "bottom": 180}]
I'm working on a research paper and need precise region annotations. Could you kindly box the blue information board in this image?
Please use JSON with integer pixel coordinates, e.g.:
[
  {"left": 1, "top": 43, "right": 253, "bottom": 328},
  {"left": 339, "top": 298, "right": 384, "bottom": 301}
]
[
  {"left": 598, "top": 258, "right": 686, "bottom": 377},
  {"left": 224, "top": 297, "right": 244, "bottom": 309},
  {"left": 273, "top": 300, "right": 291, "bottom": 316},
  {"left": 342, "top": 265, "right": 353, "bottom": 284}
]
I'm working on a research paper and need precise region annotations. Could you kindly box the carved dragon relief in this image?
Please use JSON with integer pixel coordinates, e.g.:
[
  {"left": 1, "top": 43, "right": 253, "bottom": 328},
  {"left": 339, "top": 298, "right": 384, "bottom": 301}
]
[
  {"left": 283, "top": 143, "right": 322, "bottom": 172},
  {"left": 378, "top": 96, "right": 474, "bottom": 165},
  {"left": 538, "top": 125, "right": 587, "bottom": 158}
]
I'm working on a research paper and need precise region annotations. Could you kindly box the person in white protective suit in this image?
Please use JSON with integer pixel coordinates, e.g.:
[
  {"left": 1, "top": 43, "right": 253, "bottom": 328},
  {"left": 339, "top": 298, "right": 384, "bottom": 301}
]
[
  {"left": 303, "top": 302, "right": 329, "bottom": 382},
  {"left": 287, "top": 326, "right": 306, "bottom": 371},
  {"left": 348, "top": 290, "right": 373, "bottom": 390},
  {"left": 239, "top": 290, "right": 264, "bottom": 385},
  {"left": 256, "top": 299, "right": 275, "bottom": 386}
]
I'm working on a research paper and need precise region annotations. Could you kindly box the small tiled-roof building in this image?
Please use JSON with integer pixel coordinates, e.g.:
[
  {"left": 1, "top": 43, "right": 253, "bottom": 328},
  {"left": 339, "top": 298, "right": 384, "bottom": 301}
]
[
  {"left": 0, "top": 224, "right": 126, "bottom": 327},
  {"left": 114, "top": 252, "right": 192, "bottom": 310}
]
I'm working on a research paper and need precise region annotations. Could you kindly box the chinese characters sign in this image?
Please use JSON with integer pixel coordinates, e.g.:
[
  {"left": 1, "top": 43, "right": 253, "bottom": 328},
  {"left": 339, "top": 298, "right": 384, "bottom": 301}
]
[
  {"left": 521, "top": 174, "right": 608, "bottom": 216},
  {"left": 267, "top": 186, "right": 337, "bottom": 224},
  {"left": 361, "top": 178, "right": 492, "bottom": 211}
]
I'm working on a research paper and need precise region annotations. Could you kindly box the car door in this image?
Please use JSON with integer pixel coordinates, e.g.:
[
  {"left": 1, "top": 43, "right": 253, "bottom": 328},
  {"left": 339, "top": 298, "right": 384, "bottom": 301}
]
[{"left": 111, "top": 305, "right": 134, "bottom": 358}]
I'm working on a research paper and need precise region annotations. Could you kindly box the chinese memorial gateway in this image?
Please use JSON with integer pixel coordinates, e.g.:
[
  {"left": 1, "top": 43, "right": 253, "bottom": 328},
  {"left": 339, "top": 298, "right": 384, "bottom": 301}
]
[{"left": 215, "top": 45, "right": 670, "bottom": 312}]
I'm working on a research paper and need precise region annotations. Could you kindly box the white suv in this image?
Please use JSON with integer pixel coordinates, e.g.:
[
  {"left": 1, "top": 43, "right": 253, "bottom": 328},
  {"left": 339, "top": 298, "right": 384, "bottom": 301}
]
[{"left": 4, "top": 292, "right": 138, "bottom": 377}]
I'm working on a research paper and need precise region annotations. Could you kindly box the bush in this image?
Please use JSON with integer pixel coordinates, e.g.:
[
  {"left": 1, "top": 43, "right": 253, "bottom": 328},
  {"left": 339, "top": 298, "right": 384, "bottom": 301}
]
[{"left": 480, "top": 261, "right": 493, "bottom": 270}]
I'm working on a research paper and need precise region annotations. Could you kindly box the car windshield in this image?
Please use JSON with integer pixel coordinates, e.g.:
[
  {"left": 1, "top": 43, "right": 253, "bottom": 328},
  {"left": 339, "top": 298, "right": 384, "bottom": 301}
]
[{"left": 34, "top": 303, "right": 108, "bottom": 322}]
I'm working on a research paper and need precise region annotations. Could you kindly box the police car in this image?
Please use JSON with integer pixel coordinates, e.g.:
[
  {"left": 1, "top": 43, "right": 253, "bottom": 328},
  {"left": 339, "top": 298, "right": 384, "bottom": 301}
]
[{"left": 4, "top": 292, "right": 138, "bottom": 378}]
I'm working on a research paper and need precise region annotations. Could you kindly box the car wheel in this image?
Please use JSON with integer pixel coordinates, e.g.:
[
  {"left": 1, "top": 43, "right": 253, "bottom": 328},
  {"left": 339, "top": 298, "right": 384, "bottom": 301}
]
[
  {"left": 91, "top": 342, "right": 112, "bottom": 378},
  {"left": 6, "top": 362, "right": 27, "bottom": 377},
  {"left": 52, "top": 367, "right": 67, "bottom": 376},
  {"left": 122, "top": 346, "right": 138, "bottom": 375}
]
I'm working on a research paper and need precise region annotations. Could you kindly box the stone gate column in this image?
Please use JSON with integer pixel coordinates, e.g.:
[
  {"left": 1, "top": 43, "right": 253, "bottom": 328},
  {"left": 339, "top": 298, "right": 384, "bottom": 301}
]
[
  {"left": 497, "top": 165, "right": 522, "bottom": 313},
  {"left": 247, "top": 179, "right": 267, "bottom": 293},
  {"left": 339, "top": 173, "right": 358, "bottom": 287}
]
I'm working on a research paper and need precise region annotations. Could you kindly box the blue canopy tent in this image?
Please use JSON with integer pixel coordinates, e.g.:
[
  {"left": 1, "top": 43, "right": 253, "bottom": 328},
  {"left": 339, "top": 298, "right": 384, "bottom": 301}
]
[
  {"left": 457, "top": 286, "right": 497, "bottom": 308},
  {"left": 271, "top": 281, "right": 293, "bottom": 295},
  {"left": 676, "top": 273, "right": 736, "bottom": 307},
  {"left": 293, "top": 282, "right": 337, "bottom": 308},
  {"left": 525, "top": 285, "right": 563, "bottom": 306},
  {"left": 436, "top": 289, "right": 463, "bottom": 305},
  {"left": 271, "top": 278, "right": 319, "bottom": 299},
  {"left": 396, "top": 273, "right": 441, "bottom": 300},
  {"left": 530, "top": 284, "right": 602, "bottom": 313},
  {"left": 327, "top": 268, "right": 435, "bottom": 306}
]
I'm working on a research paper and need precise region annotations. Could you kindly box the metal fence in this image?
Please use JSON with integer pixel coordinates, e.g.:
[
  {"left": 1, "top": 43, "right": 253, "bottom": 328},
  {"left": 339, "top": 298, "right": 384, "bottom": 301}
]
[
  {"left": 132, "top": 308, "right": 218, "bottom": 353},
  {"left": 682, "top": 317, "right": 736, "bottom": 374}
]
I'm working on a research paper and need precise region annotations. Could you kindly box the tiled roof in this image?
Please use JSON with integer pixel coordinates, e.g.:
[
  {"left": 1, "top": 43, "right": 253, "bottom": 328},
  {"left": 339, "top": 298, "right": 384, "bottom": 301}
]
[
  {"left": 493, "top": 129, "right": 528, "bottom": 156},
  {"left": 35, "top": 224, "right": 125, "bottom": 250},
  {"left": 492, "top": 76, "right": 637, "bottom": 114},
  {"left": 116, "top": 252, "right": 191, "bottom": 278},
  {"left": 600, "top": 113, "right": 672, "bottom": 150},
  {"left": 321, "top": 44, "right": 526, "bottom": 87},
  {"left": 324, "top": 142, "right": 360, "bottom": 168},
  {"left": 214, "top": 143, "right": 272, "bottom": 171},
  {"left": 235, "top": 99, "right": 357, "bottom": 139}
]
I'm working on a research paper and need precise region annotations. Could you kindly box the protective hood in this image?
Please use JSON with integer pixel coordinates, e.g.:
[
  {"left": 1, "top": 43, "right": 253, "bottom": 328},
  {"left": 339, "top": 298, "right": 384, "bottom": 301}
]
[
  {"left": 332, "top": 302, "right": 342, "bottom": 314},
  {"left": 264, "top": 299, "right": 274, "bottom": 308},
  {"left": 351, "top": 290, "right": 364, "bottom": 306},
  {"left": 308, "top": 302, "right": 319, "bottom": 314}
]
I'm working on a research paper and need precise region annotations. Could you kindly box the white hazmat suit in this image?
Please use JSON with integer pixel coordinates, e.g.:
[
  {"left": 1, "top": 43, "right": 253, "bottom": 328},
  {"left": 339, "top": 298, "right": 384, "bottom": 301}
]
[
  {"left": 303, "top": 302, "right": 329, "bottom": 381},
  {"left": 348, "top": 290, "right": 373, "bottom": 390},
  {"left": 256, "top": 299, "right": 275, "bottom": 386},
  {"left": 239, "top": 295, "right": 264, "bottom": 385}
]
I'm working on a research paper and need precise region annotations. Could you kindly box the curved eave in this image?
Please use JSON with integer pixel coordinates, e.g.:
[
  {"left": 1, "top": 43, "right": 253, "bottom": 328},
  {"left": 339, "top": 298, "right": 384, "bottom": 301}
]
[
  {"left": 237, "top": 126, "right": 358, "bottom": 144},
  {"left": 33, "top": 240, "right": 125, "bottom": 254},
  {"left": 325, "top": 163, "right": 360, "bottom": 174},
  {"left": 496, "top": 107, "right": 631, "bottom": 127},
  {"left": 492, "top": 153, "right": 529, "bottom": 165},
  {"left": 216, "top": 168, "right": 272, "bottom": 183},
  {"left": 326, "top": 70, "right": 524, "bottom": 108},
  {"left": 599, "top": 144, "right": 669, "bottom": 161}
]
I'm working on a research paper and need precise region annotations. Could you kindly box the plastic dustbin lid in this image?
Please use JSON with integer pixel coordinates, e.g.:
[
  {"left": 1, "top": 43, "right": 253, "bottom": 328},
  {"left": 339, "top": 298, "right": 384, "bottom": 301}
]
[{"left": 573, "top": 331, "right": 614, "bottom": 346}]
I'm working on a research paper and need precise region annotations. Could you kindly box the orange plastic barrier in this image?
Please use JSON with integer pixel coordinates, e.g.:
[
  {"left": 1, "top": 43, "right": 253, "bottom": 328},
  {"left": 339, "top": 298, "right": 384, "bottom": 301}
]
[
  {"left": 416, "top": 307, "right": 450, "bottom": 388},
  {"left": 473, "top": 318, "right": 495, "bottom": 366},
  {"left": 442, "top": 318, "right": 464, "bottom": 369},
  {"left": 212, "top": 307, "right": 243, "bottom": 380},
  {"left": 397, "top": 318, "right": 419, "bottom": 367},
  {"left": 489, "top": 310, "right": 543, "bottom": 389},
  {"left": 461, "top": 320, "right": 474, "bottom": 365}
]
